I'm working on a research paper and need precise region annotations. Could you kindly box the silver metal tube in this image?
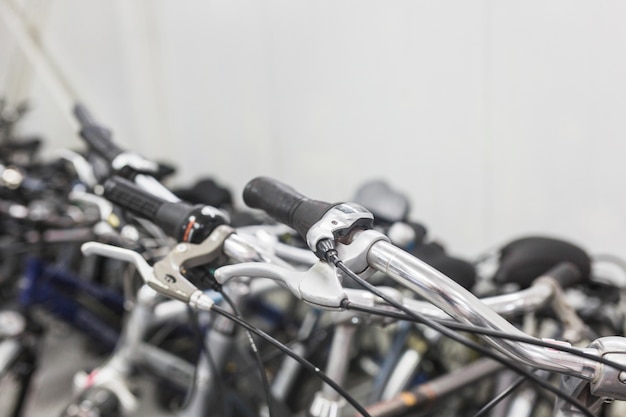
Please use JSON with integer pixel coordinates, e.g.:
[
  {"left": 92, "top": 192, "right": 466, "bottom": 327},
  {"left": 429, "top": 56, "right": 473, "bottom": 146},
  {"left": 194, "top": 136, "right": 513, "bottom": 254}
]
[
  {"left": 108, "top": 285, "right": 157, "bottom": 371},
  {"left": 274, "top": 241, "right": 318, "bottom": 265},
  {"left": 322, "top": 322, "right": 358, "bottom": 400},
  {"left": 0, "top": 339, "right": 21, "bottom": 374},
  {"left": 136, "top": 343, "right": 195, "bottom": 388},
  {"left": 367, "top": 240, "right": 597, "bottom": 379},
  {"left": 345, "top": 280, "right": 554, "bottom": 322},
  {"left": 399, "top": 280, "right": 555, "bottom": 320},
  {"left": 481, "top": 282, "right": 555, "bottom": 316},
  {"left": 235, "top": 224, "right": 317, "bottom": 265},
  {"left": 363, "top": 358, "right": 504, "bottom": 417},
  {"left": 224, "top": 233, "right": 297, "bottom": 269},
  {"left": 271, "top": 343, "right": 308, "bottom": 401},
  {"left": 152, "top": 298, "right": 190, "bottom": 323},
  {"left": 134, "top": 174, "right": 179, "bottom": 202},
  {"left": 271, "top": 310, "right": 318, "bottom": 401},
  {"left": 180, "top": 318, "right": 235, "bottom": 417}
]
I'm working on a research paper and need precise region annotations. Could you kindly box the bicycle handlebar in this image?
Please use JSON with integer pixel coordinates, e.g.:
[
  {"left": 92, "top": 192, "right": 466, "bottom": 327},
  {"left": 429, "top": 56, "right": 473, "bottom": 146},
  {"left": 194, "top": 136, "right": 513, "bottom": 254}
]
[
  {"left": 366, "top": 239, "right": 598, "bottom": 378},
  {"left": 81, "top": 176, "right": 626, "bottom": 414},
  {"left": 244, "top": 177, "right": 373, "bottom": 257},
  {"left": 73, "top": 103, "right": 162, "bottom": 180},
  {"left": 74, "top": 104, "right": 124, "bottom": 164},
  {"left": 243, "top": 176, "right": 335, "bottom": 241},
  {"left": 103, "top": 176, "right": 227, "bottom": 243},
  {"left": 82, "top": 214, "right": 626, "bottom": 413},
  {"left": 241, "top": 177, "right": 600, "bottom": 379},
  {"left": 73, "top": 103, "right": 96, "bottom": 127}
]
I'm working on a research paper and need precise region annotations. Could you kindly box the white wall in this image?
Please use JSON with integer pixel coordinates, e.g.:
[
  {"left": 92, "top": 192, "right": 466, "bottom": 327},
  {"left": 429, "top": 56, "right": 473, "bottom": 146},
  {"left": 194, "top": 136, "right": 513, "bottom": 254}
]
[{"left": 2, "top": 0, "right": 626, "bottom": 258}]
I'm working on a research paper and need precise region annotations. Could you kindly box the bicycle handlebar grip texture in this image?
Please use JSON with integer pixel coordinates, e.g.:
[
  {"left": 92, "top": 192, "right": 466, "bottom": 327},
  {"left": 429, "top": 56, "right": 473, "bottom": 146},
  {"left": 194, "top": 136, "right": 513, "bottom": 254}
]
[
  {"left": 74, "top": 104, "right": 124, "bottom": 163},
  {"left": 543, "top": 262, "right": 582, "bottom": 289},
  {"left": 104, "top": 176, "right": 192, "bottom": 240},
  {"left": 243, "top": 176, "right": 333, "bottom": 239}
]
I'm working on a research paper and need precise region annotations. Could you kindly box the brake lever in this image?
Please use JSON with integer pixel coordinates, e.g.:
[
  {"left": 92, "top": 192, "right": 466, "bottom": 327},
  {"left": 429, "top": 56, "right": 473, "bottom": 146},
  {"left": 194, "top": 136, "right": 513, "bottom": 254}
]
[
  {"left": 82, "top": 242, "right": 155, "bottom": 285},
  {"left": 111, "top": 152, "right": 159, "bottom": 174},
  {"left": 57, "top": 149, "right": 98, "bottom": 188},
  {"left": 151, "top": 225, "right": 233, "bottom": 297},
  {"left": 81, "top": 241, "right": 215, "bottom": 310},
  {"left": 214, "top": 261, "right": 347, "bottom": 310},
  {"left": 69, "top": 190, "right": 114, "bottom": 222}
]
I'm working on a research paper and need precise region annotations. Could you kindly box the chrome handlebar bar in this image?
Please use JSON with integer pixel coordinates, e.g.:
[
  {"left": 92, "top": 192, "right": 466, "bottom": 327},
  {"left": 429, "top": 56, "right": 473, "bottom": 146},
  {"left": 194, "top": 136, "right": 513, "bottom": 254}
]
[
  {"left": 367, "top": 238, "right": 599, "bottom": 379},
  {"left": 81, "top": 225, "right": 626, "bottom": 412}
]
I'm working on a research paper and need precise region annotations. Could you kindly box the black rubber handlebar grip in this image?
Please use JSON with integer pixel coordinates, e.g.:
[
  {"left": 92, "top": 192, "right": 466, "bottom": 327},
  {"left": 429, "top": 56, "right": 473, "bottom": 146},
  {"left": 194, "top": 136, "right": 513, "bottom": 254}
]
[
  {"left": 79, "top": 125, "right": 124, "bottom": 163},
  {"left": 73, "top": 103, "right": 96, "bottom": 127},
  {"left": 243, "top": 176, "right": 334, "bottom": 240},
  {"left": 103, "top": 176, "right": 192, "bottom": 239},
  {"left": 74, "top": 104, "right": 124, "bottom": 163},
  {"left": 543, "top": 262, "right": 582, "bottom": 289}
]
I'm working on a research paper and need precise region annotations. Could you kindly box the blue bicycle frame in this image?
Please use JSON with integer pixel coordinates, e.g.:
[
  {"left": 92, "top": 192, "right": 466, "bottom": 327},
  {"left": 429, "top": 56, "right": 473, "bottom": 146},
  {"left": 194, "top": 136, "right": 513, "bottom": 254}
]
[{"left": 19, "top": 257, "right": 125, "bottom": 349}]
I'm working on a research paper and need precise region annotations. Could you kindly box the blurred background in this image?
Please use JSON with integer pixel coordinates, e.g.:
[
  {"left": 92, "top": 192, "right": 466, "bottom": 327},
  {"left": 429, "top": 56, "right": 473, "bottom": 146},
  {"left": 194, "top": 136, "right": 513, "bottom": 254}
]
[{"left": 1, "top": 0, "right": 625, "bottom": 257}]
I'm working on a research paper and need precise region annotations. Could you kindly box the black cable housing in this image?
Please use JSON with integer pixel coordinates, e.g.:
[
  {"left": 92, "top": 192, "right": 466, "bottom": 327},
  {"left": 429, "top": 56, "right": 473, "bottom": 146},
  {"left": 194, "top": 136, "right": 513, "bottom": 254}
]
[
  {"left": 345, "top": 304, "right": 626, "bottom": 374},
  {"left": 472, "top": 374, "right": 528, "bottom": 417},
  {"left": 221, "top": 292, "right": 275, "bottom": 417},
  {"left": 210, "top": 304, "right": 373, "bottom": 417}
]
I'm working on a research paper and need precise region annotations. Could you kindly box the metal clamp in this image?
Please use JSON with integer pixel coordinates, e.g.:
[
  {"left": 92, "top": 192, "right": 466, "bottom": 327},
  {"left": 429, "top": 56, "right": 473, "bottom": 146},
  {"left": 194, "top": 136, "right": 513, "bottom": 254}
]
[
  {"left": 152, "top": 225, "right": 234, "bottom": 302},
  {"left": 556, "top": 336, "right": 626, "bottom": 416},
  {"left": 336, "top": 229, "right": 390, "bottom": 277},
  {"left": 306, "top": 203, "right": 374, "bottom": 251},
  {"left": 589, "top": 337, "right": 626, "bottom": 400},
  {"left": 534, "top": 275, "right": 588, "bottom": 344}
]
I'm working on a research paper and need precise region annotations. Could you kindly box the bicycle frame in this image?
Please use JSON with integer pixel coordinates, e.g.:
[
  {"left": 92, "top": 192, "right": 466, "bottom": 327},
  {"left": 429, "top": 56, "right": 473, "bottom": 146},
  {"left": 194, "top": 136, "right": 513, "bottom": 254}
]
[{"left": 19, "top": 256, "right": 125, "bottom": 349}]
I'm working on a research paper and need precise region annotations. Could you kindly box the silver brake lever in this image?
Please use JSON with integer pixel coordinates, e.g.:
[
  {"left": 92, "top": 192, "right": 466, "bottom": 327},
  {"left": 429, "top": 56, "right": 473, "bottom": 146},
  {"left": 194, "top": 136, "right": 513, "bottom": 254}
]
[
  {"left": 235, "top": 224, "right": 318, "bottom": 265},
  {"left": 81, "top": 242, "right": 215, "bottom": 311},
  {"left": 69, "top": 190, "right": 114, "bottom": 221},
  {"left": 214, "top": 261, "right": 346, "bottom": 310},
  {"left": 111, "top": 152, "right": 159, "bottom": 174},
  {"left": 56, "top": 149, "right": 98, "bottom": 188},
  {"left": 82, "top": 242, "right": 154, "bottom": 283}
]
